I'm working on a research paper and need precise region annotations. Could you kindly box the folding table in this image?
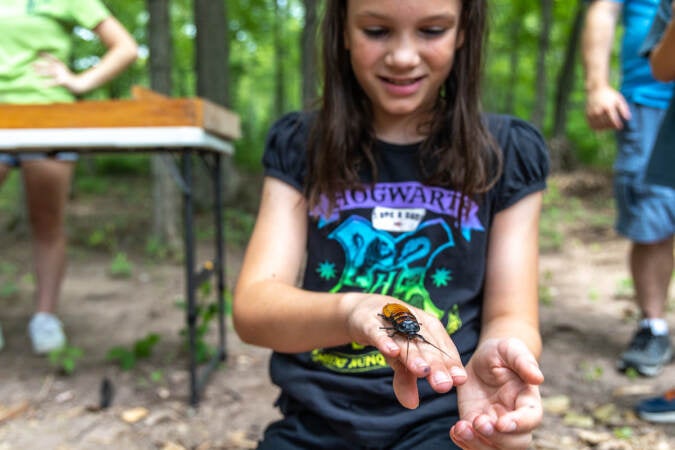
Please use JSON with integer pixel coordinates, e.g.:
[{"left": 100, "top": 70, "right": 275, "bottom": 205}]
[{"left": 0, "top": 87, "right": 240, "bottom": 406}]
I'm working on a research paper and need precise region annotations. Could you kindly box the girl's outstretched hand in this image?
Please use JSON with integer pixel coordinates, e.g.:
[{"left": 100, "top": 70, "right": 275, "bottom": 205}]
[
  {"left": 342, "top": 296, "right": 467, "bottom": 410},
  {"left": 450, "top": 338, "right": 544, "bottom": 450}
]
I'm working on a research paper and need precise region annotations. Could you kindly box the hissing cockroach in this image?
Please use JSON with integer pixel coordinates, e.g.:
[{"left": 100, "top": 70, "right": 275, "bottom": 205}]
[{"left": 378, "top": 303, "right": 455, "bottom": 364}]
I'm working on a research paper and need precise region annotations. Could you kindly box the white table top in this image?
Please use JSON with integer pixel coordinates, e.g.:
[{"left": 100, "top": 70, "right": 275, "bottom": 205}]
[{"left": 0, "top": 126, "right": 234, "bottom": 154}]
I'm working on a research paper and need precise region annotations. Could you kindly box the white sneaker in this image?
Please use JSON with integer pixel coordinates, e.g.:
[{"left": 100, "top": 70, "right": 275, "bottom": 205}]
[{"left": 28, "top": 313, "right": 66, "bottom": 354}]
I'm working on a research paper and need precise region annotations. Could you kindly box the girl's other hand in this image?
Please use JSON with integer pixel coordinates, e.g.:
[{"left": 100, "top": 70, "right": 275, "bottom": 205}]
[
  {"left": 450, "top": 338, "right": 544, "bottom": 450},
  {"left": 340, "top": 295, "right": 467, "bottom": 409},
  {"left": 33, "top": 52, "right": 86, "bottom": 95}
]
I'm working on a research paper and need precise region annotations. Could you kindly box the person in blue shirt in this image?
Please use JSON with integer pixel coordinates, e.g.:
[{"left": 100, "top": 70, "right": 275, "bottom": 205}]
[
  {"left": 582, "top": 0, "right": 674, "bottom": 377},
  {"left": 633, "top": 0, "right": 675, "bottom": 425}
]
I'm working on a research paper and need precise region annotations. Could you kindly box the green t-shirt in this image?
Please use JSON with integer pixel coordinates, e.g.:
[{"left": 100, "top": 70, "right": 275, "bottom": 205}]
[{"left": 0, "top": 0, "right": 110, "bottom": 104}]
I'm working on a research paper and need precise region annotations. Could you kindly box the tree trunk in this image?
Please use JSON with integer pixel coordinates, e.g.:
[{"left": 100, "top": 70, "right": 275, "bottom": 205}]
[
  {"left": 532, "top": 0, "right": 553, "bottom": 131},
  {"left": 194, "top": 0, "right": 229, "bottom": 107},
  {"left": 274, "top": 0, "right": 286, "bottom": 118},
  {"left": 301, "top": 0, "right": 319, "bottom": 110},
  {"left": 505, "top": 17, "right": 521, "bottom": 115},
  {"left": 193, "top": 0, "right": 239, "bottom": 210},
  {"left": 147, "top": 0, "right": 181, "bottom": 254},
  {"left": 550, "top": 0, "right": 585, "bottom": 172}
]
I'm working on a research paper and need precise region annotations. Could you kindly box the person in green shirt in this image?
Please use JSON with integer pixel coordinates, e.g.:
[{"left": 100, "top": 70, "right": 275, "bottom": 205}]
[{"left": 0, "top": 0, "right": 137, "bottom": 354}]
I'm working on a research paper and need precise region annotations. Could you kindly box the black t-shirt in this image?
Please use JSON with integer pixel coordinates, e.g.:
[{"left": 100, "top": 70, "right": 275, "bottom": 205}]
[{"left": 262, "top": 111, "right": 549, "bottom": 446}]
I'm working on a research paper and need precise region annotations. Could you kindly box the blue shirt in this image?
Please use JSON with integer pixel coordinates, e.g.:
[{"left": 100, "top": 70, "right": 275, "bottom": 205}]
[
  {"left": 613, "top": 0, "right": 673, "bottom": 108},
  {"left": 640, "top": 0, "right": 675, "bottom": 189}
]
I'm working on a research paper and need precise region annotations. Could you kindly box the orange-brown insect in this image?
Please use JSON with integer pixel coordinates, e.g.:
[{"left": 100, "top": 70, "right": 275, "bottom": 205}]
[{"left": 379, "top": 303, "right": 455, "bottom": 364}]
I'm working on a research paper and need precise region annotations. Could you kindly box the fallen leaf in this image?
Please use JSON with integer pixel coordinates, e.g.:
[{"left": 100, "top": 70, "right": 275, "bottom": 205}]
[
  {"left": 227, "top": 430, "right": 257, "bottom": 449},
  {"left": 121, "top": 406, "right": 149, "bottom": 423},
  {"left": 160, "top": 442, "right": 186, "bottom": 450},
  {"left": 0, "top": 401, "right": 30, "bottom": 424},
  {"left": 612, "top": 384, "right": 655, "bottom": 398},
  {"left": 577, "top": 429, "right": 612, "bottom": 445},
  {"left": 542, "top": 394, "right": 571, "bottom": 415},
  {"left": 563, "top": 411, "right": 594, "bottom": 428}
]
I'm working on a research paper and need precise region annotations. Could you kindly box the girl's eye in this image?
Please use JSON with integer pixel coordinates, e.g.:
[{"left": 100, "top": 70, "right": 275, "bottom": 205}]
[
  {"left": 420, "top": 27, "right": 446, "bottom": 37},
  {"left": 363, "top": 27, "right": 388, "bottom": 38}
]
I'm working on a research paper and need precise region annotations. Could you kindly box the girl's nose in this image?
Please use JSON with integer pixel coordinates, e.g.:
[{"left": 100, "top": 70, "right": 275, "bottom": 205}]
[{"left": 384, "top": 36, "right": 421, "bottom": 69}]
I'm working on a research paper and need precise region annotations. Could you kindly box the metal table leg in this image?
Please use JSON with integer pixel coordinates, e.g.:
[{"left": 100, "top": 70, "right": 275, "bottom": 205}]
[{"left": 181, "top": 152, "right": 227, "bottom": 407}]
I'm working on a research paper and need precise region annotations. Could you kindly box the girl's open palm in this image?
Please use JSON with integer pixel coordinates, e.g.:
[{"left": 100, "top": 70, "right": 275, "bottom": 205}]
[{"left": 450, "top": 338, "right": 544, "bottom": 450}]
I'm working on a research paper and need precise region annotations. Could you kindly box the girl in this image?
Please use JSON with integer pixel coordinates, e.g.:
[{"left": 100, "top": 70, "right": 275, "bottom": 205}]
[
  {"left": 0, "top": 0, "right": 138, "bottom": 354},
  {"left": 233, "top": 0, "right": 547, "bottom": 448}
]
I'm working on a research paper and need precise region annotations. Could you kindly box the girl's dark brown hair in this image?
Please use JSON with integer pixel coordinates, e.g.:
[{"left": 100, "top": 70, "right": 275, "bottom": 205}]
[{"left": 306, "top": 0, "right": 502, "bottom": 217}]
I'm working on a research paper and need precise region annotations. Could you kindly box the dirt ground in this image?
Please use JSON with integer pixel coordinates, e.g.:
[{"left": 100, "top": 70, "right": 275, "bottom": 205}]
[{"left": 0, "top": 172, "right": 673, "bottom": 450}]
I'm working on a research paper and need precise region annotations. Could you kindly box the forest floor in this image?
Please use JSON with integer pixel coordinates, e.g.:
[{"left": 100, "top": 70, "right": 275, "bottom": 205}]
[{"left": 0, "top": 170, "right": 673, "bottom": 450}]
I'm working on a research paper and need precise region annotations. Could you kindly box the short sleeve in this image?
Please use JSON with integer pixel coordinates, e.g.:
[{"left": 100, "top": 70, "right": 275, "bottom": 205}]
[
  {"left": 639, "top": 0, "right": 672, "bottom": 57},
  {"left": 490, "top": 116, "right": 550, "bottom": 212},
  {"left": 261, "top": 111, "right": 312, "bottom": 193},
  {"left": 41, "top": 0, "right": 110, "bottom": 29},
  {"left": 69, "top": 0, "right": 110, "bottom": 29}
]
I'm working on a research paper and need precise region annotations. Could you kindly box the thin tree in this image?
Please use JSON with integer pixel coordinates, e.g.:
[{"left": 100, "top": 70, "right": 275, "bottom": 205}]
[
  {"left": 301, "top": 0, "right": 319, "bottom": 109},
  {"left": 549, "top": 0, "right": 585, "bottom": 171},
  {"left": 274, "top": 0, "right": 287, "bottom": 117},
  {"left": 533, "top": 0, "right": 554, "bottom": 131},
  {"left": 147, "top": 0, "right": 181, "bottom": 254},
  {"left": 192, "top": 0, "right": 239, "bottom": 211}
]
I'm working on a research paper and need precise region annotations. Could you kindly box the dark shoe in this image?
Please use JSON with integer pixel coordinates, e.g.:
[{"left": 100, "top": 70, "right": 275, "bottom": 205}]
[
  {"left": 635, "top": 389, "right": 675, "bottom": 423},
  {"left": 616, "top": 326, "right": 672, "bottom": 376}
]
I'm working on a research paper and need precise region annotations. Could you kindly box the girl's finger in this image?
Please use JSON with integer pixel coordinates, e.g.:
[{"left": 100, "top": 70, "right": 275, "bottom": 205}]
[
  {"left": 451, "top": 420, "right": 534, "bottom": 450},
  {"left": 390, "top": 359, "right": 420, "bottom": 409}
]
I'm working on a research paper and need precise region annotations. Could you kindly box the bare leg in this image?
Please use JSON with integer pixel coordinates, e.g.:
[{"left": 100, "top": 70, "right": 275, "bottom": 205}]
[
  {"left": 631, "top": 237, "right": 674, "bottom": 320},
  {"left": 21, "top": 159, "right": 74, "bottom": 314}
]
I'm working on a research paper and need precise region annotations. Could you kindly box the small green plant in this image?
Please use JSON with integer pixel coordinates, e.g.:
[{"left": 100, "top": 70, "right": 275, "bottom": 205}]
[
  {"left": 624, "top": 367, "right": 640, "bottom": 380},
  {"left": 614, "top": 277, "right": 634, "bottom": 299},
  {"left": 0, "top": 281, "right": 19, "bottom": 298},
  {"left": 48, "top": 345, "right": 84, "bottom": 375},
  {"left": 145, "top": 236, "right": 170, "bottom": 260},
  {"left": 177, "top": 293, "right": 230, "bottom": 364},
  {"left": 579, "top": 361, "right": 604, "bottom": 381},
  {"left": 588, "top": 288, "right": 600, "bottom": 302},
  {"left": 539, "top": 284, "right": 554, "bottom": 306},
  {"left": 613, "top": 426, "right": 633, "bottom": 439},
  {"left": 107, "top": 332, "right": 161, "bottom": 370},
  {"left": 109, "top": 252, "right": 133, "bottom": 278}
]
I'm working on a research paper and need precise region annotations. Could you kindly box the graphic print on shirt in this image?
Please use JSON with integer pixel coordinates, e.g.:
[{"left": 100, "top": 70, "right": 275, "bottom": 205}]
[{"left": 310, "top": 181, "right": 483, "bottom": 373}]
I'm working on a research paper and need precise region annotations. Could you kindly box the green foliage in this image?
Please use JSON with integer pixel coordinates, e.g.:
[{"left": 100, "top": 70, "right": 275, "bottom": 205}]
[
  {"left": 539, "top": 284, "right": 554, "bottom": 307},
  {"left": 614, "top": 277, "right": 634, "bottom": 299},
  {"left": 579, "top": 361, "right": 604, "bottom": 382},
  {"left": 48, "top": 345, "right": 84, "bottom": 375},
  {"left": 109, "top": 252, "right": 134, "bottom": 278},
  {"left": 0, "top": 263, "right": 20, "bottom": 298},
  {"left": 176, "top": 290, "right": 230, "bottom": 364},
  {"left": 107, "top": 332, "right": 161, "bottom": 371},
  {"left": 145, "top": 236, "right": 171, "bottom": 260},
  {"left": 613, "top": 426, "right": 634, "bottom": 439}
]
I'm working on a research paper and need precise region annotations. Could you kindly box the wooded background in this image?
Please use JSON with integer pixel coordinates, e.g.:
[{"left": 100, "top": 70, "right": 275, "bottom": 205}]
[{"left": 63, "top": 0, "right": 619, "bottom": 248}]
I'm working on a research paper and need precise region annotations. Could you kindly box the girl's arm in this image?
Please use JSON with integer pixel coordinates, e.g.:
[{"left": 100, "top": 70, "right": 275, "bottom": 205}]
[
  {"left": 649, "top": 1, "right": 675, "bottom": 82},
  {"left": 34, "top": 16, "right": 138, "bottom": 95},
  {"left": 480, "top": 191, "right": 543, "bottom": 356},
  {"left": 451, "top": 192, "right": 544, "bottom": 450},
  {"left": 233, "top": 177, "right": 354, "bottom": 352}
]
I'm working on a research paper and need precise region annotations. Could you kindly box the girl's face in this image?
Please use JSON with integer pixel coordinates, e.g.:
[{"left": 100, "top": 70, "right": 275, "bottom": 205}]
[{"left": 344, "top": 0, "right": 464, "bottom": 141}]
